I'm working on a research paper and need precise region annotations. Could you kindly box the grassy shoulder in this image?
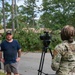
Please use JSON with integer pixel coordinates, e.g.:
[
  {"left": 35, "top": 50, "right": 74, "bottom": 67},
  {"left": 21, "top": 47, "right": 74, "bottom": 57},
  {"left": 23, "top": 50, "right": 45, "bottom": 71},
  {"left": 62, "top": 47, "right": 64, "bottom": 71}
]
[{"left": 0, "top": 71, "right": 5, "bottom": 75}]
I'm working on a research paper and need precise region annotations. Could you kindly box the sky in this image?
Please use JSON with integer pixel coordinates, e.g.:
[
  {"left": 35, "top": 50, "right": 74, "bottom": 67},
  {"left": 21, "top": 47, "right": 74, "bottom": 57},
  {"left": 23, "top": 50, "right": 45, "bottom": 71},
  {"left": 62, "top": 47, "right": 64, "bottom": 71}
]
[
  {"left": 0, "top": 0, "right": 42, "bottom": 6},
  {"left": 17, "top": 0, "right": 42, "bottom": 6},
  {"left": 0, "top": 0, "right": 25, "bottom": 6},
  {"left": 0, "top": 0, "right": 42, "bottom": 7},
  {"left": 17, "top": 0, "right": 25, "bottom": 6}
]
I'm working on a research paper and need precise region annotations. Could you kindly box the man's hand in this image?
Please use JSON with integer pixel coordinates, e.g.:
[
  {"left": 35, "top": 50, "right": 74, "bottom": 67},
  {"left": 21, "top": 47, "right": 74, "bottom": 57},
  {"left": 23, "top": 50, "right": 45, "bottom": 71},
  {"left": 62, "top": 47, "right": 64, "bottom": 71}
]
[
  {"left": 16, "top": 57, "right": 21, "bottom": 62},
  {"left": 1, "top": 58, "right": 5, "bottom": 63}
]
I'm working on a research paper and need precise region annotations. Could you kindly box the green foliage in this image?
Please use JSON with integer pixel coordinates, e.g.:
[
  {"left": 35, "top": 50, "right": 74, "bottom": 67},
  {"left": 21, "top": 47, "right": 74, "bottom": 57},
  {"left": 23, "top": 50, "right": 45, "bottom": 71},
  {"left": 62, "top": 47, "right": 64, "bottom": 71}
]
[
  {"left": 40, "top": 0, "right": 75, "bottom": 29},
  {"left": 14, "top": 30, "right": 62, "bottom": 51},
  {"left": 18, "top": 0, "right": 37, "bottom": 27},
  {"left": 50, "top": 30, "right": 62, "bottom": 50},
  {"left": 1, "top": 0, "right": 75, "bottom": 30},
  {"left": 14, "top": 30, "right": 42, "bottom": 51},
  {"left": 0, "top": 25, "right": 3, "bottom": 30}
]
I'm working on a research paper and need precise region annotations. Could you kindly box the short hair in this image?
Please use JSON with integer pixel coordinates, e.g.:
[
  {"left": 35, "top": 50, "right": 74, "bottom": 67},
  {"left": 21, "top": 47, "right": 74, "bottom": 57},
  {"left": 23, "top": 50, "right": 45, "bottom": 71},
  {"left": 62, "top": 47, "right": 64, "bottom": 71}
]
[{"left": 61, "top": 25, "right": 75, "bottom": 42}]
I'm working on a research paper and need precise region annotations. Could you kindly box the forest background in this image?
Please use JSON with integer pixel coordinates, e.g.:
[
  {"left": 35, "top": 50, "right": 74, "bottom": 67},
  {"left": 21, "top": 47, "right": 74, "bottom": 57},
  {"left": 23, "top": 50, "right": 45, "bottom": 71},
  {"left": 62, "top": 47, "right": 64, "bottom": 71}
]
[{"left": 0, "top": 0, "right": 75, "bottom": 51}]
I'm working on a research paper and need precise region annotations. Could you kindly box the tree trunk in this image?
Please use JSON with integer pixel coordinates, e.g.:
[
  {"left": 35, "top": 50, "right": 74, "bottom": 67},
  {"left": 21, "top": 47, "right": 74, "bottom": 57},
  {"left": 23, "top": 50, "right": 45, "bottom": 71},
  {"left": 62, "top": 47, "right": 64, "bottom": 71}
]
[
  {"left": 14, "top": 0, "right": 19, "bottom": 29},
  {"left": 2, "top": 0, "right": 6, "bottom": 33},
  {"left": 12, "top": 0, "right": 15, "bottom": 32}
]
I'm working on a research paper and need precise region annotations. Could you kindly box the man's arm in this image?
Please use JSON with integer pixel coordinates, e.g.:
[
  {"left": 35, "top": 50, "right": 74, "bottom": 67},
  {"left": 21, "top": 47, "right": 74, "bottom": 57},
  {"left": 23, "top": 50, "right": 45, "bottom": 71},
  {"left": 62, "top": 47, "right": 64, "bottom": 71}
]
[
  {"left": 0, "top": 51, "right": 2, "bottom": 69},
  {"left": 51, "top": 45, "right": 62, "bottom": 71},
  {"left": 16, "top": 49, "right": 21, "bottom": 62},
  {"left": 18, "top": 49, "right": 21, "bottom": 58},
  {"left": 0, "top": 44, "right": 2, "bottom": 60},
  {"left": 0, "top": 43, "right": 5, "bottom": 63},
  {"left": 0, "top": 51, "right": 2, "bottom": 61}
]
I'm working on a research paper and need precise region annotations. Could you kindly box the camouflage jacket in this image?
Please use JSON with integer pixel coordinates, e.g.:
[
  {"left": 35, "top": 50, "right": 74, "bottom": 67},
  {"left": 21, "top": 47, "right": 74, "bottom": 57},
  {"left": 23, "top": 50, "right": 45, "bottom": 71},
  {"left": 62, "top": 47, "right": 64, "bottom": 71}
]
[{"left": 51, "top": 40, "right": 75, "bottom": 75}]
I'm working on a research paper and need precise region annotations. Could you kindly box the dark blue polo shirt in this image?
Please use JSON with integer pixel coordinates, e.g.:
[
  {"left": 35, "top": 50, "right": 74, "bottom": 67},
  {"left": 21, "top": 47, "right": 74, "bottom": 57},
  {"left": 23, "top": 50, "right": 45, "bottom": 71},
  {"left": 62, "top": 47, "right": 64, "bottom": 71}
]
[{"left": 1, "top": 39, "right": 21, "bottom": 64}]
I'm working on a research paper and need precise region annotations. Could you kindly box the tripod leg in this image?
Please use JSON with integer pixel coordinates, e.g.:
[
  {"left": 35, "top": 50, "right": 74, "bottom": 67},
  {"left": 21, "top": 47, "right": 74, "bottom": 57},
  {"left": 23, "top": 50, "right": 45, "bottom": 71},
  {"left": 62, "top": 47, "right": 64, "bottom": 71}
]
[
  {"left": 49, "top": 48, "right": 53, "bottom": 58},
  {"left": 38, "top": 49, "right": 46, "bottom": 75}
]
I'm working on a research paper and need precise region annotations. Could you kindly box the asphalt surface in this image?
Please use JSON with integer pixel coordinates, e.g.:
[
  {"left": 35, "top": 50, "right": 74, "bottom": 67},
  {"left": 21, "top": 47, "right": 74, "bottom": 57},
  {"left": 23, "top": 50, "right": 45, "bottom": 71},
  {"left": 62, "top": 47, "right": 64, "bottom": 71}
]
[
  {"left": 19, "top": 52, "right": 56, "bottom": 75},
  {"left": 0, "top": 52, "right": 56, "bottom": 75}
]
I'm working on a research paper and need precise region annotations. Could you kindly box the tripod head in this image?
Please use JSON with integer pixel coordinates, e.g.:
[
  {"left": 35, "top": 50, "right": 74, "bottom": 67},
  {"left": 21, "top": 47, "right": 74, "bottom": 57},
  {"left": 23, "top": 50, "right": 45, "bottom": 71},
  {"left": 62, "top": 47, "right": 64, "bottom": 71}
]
[{"left": 40, "top": 31, "right": 51, "bottom": 48}]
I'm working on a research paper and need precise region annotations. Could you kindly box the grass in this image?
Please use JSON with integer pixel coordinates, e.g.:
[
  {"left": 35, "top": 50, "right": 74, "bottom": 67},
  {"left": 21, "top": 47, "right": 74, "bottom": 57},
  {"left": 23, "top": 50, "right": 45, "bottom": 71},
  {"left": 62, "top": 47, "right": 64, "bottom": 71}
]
[{"left": 0, "top": 71, "right": 5, "bottom": 75}]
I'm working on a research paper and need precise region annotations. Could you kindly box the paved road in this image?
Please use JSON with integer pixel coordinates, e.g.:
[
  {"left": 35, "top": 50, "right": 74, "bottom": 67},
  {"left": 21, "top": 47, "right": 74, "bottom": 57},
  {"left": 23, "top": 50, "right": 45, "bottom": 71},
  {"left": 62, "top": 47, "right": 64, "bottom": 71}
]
[{"left": 19, "top": 52, "right": 56, "bottom": 75}]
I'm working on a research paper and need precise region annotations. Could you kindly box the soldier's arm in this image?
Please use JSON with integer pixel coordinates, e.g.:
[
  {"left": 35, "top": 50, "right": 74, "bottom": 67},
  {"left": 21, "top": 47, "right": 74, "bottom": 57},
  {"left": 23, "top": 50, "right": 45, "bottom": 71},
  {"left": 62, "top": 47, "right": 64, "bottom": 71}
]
[{"left": 51, "top": 46, "right": 62, "bottom": 71}]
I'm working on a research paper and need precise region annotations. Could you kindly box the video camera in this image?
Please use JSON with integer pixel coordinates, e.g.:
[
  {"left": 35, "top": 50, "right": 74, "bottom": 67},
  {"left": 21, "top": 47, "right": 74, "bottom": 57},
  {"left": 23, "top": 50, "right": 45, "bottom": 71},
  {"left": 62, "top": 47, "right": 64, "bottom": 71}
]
[{"left": 40, "top": 31, "right": 51, "bottom": 47}]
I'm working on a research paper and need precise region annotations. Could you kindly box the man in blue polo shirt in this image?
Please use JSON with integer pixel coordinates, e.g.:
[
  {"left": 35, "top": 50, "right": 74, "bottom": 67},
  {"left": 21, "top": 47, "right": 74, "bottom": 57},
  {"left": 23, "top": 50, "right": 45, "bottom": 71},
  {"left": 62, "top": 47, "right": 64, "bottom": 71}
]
[{"left": 0, "top": 30, "right": 21, "bottom": 75}]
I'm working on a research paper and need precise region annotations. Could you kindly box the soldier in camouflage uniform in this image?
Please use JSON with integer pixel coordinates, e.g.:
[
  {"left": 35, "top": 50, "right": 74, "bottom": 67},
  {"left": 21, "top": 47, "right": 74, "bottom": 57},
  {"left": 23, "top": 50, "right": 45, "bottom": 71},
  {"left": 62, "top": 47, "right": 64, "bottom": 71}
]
[{"left": 51, "top": 25, "right": 75, "bottom": 75}]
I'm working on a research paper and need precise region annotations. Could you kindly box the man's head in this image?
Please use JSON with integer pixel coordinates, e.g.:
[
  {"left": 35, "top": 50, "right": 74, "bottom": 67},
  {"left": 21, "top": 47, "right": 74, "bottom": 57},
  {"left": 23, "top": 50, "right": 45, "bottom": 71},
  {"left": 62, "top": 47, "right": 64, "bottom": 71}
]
[
  {"left": 61, "top": 25, "right": 75, "bottom": 42},
  {"left": 6, "top": 30, "right": 13, "bottom": 41}
]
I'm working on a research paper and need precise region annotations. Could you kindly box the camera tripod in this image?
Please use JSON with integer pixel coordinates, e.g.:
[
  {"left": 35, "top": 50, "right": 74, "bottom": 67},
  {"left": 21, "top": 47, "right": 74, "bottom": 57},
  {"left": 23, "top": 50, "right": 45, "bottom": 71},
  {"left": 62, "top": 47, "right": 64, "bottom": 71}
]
[{"left": 38, "top": 46, "right": 53, "bottom": 75}]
